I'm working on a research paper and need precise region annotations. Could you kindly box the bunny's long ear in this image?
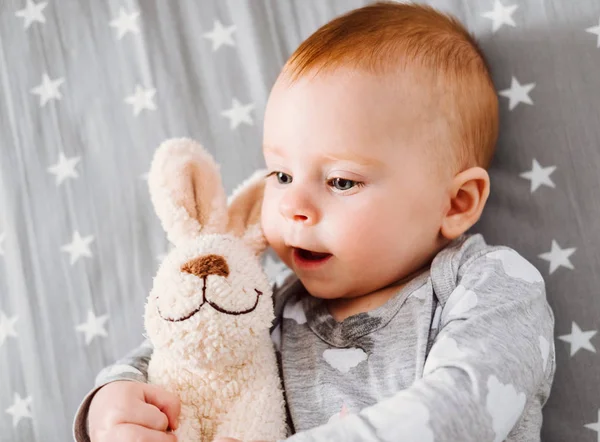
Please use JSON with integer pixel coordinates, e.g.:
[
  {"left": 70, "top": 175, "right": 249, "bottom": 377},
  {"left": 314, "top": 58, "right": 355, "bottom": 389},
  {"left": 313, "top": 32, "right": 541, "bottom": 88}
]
[
  {"left": 148, "top": 138, "right": 228, "bottom": 247},
  {"left": 226, "top": 169, "right": 268, "bottom": 255}
]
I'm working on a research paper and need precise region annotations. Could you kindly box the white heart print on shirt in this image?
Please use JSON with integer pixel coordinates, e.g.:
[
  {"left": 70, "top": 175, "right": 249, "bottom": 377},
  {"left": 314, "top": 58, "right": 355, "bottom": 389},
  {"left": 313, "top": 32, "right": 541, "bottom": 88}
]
[
  {"left": 487, "top": 250, "right": 544, "bottom": 283},
  {"left": 424, "top": 336, "right": 479, "bottom": 398},
  {"left": 444, "top": 285, "right": 478, "bottom": 320},
  {"left": 424, "top": 336, "right": 466, "bottom": 375},
  {"left": 486, "top": 375, "right": 526, "bottom": 442},
  {"left": 283, "top": 299, "right": 307, "bottom": 324},
  {"left": 363, "top": 396, "right": 434, "bottom": 442},
  {"left": 323, "top": 348, "right": 367, "bottom": 373}
]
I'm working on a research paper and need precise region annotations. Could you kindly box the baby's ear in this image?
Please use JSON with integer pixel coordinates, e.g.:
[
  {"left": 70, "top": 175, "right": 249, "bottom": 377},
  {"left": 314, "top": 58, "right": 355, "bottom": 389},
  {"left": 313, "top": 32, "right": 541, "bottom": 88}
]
[
  {"left": 148, "top": 138, "right": 228, "bottom": 247},
  {"left": 226, "top": 169, "right": 267, "bottom": 255},
  {"left": 440, "top": 166, "right": 490, "bottom": 240}
]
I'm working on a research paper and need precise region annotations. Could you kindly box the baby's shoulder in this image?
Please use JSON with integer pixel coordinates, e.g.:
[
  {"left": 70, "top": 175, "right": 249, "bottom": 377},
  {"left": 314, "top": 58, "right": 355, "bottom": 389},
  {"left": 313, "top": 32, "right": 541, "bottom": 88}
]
[{"left": 431, "top": 233, "right": 545, "bottom": 304}]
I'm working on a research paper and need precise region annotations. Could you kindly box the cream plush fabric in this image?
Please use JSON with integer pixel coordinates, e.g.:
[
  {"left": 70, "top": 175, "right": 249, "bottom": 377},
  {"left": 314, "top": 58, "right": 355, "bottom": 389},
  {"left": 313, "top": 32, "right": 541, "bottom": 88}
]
[{"left": 144, "top": 138, "right": 286, "bottom": 441}]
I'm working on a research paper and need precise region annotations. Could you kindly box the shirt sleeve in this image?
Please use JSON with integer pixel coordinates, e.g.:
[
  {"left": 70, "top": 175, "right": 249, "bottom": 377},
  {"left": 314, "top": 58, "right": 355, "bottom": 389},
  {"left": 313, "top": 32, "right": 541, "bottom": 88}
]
[
  {"left": 283, "top": 249, "right": 556, "bottom": 442},
  {"left": 72, "top": 338, "right": 154, "bottom": 442}
]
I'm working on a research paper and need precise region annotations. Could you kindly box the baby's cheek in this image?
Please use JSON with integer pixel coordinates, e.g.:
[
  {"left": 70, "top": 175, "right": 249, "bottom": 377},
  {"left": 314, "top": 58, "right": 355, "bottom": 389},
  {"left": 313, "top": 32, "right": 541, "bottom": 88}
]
[
  {"left": 260, "top": 195, "right": 275, "bottom": 231},
  {"left": 259, "top": 206, "right": 285, "bottom": 255}
]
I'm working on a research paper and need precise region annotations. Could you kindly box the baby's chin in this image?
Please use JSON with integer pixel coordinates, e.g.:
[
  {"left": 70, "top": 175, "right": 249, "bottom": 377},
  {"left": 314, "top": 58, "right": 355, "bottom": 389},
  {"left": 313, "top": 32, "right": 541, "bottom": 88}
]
[{"left": 299, "top": 277, "right": 354, "bottom": 300}]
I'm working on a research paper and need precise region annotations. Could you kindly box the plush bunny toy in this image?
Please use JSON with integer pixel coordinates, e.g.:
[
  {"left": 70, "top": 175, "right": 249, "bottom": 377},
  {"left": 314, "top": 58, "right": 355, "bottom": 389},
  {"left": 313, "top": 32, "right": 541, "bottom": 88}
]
[{"left": 143, "top": 138, "right": 287, "bottom": 442}]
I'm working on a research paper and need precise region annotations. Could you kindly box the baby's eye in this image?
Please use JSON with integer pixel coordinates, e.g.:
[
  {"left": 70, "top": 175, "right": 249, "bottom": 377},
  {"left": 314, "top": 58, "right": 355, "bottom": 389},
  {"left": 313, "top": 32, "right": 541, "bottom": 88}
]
[
  {"left": 277, "top": 172, "right": 292, "bottom": 184},
  {"left": 329, "top": 177, "right": 359, "bottom": 191},
  {"left": 266, "top": 171, "right": 292, "bottom": 184}
]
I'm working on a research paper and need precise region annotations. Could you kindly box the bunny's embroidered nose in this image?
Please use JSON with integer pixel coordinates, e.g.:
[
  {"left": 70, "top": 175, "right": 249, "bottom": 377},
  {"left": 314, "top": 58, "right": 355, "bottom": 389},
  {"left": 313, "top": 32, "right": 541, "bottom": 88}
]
[{"left": 181, "top": 254, "right": 229, "bottom": 279}]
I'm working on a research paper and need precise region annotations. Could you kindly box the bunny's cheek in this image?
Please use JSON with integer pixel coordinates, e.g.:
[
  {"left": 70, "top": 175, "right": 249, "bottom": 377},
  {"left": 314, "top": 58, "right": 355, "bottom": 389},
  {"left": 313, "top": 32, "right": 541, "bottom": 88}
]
[
  {"left": 153, "top": 288, "right": 206, "bottom": 323},
  {"left": 156, "top": 301, "right": 206, "bottom": 322},
  {"left": 204, "top": 286, "right": 261, "bottom": 314},
  {"left": 204, "top": 288, "right": 263, "bottom": 316}
]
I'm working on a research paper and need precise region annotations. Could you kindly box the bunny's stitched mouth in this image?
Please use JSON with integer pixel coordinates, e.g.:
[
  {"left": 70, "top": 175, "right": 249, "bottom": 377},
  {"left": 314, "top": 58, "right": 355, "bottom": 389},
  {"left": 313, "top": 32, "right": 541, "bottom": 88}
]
[{"left": 157, "top": 277, "right": 262, "bottom": 322}]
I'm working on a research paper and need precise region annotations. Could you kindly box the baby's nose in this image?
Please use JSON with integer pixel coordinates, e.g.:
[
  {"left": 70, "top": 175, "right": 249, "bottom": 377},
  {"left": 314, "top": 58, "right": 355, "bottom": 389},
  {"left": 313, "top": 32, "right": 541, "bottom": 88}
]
[
  {"left": 279, "top": 190, "right": 319, "bottom": 225},
  {"left": 181, "top": 254, "right": 230, "bottom": 279}
]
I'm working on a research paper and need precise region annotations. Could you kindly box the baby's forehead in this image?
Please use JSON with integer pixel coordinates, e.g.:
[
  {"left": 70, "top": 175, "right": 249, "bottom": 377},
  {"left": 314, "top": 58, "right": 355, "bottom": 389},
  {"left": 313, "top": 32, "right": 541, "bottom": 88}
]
[
  {"left": 268, "top": 68, "right": 445, "bottom": 139},
  {"left": 278, "top": 65, "right": 449, "bottom": 124}
]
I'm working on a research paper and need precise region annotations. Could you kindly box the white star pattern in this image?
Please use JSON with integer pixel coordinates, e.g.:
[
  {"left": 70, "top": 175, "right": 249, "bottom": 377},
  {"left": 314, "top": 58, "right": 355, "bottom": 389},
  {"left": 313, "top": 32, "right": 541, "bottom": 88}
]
[
  {"left": 221, "top": 98, "right": 254, "bottom": 130},
  {"left": 585, "top": 409, "right": 600, "bottom": 441},
  {"left": 520, "top": 159, "right": 556, "bottom": 193},
  {"left": 30, "top": 73, "right": 65, "bottom": 107},
  {"left": 61, "top": 231, "right": 94, "bottom": 265},
  {"left": 0, "top": 310, "right": 18, "bottom": 347},
  {"left": 559, "top": 322, "right": 597, "bottom": 357},
  {"left": 15, "top": 0, "right": 47, "bottom": 29},
  {"left": 109, "top": 7, "right": 140, "bottom": 40},
  {"left": 586, "top": 17, "right": 600, "bottom": 48},
  {"left": 203, "top": 20, "right": 236, "bottom": 51},
  {"left": 499, "top": 77, "right": 535, "bottom": 111},
  {"left": 125, "top": 85, "right": 157, "bottom": 116},
  {"left": 76, "top": 309, "right": 109, "bottom": 345},
  {"left": 1, "top": 2, "right": 598, "bottom": 439},
  {"left": 5, "top": 393, "right": 32, "bottom": 428},
  {"left": 47, "top": 153, "right": 81, "bottom": 186},
  {"left": 538, "top": 240, "right": 576, "bottom": 274},
  {"left": 482, "top": 0, "right": 518, "bottom": 33}
]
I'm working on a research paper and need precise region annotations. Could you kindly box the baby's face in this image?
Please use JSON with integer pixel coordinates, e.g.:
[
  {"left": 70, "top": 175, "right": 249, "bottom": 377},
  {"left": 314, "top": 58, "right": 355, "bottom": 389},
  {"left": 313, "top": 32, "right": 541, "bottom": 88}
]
[{"left": 261, "top": 67, "right": 452, "bottom": 300}]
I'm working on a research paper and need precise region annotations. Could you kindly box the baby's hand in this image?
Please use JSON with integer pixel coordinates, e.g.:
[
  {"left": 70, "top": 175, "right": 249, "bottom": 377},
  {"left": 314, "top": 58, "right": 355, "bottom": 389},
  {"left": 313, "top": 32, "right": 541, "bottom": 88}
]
[{"left": 88, "top": 380, "right": 180, "bottom": 442}]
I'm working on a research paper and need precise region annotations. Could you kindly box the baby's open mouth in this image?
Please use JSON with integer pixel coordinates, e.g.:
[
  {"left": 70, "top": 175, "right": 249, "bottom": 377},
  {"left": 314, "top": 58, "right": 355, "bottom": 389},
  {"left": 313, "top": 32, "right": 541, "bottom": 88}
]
[{"left": 294, "top": 248, "right": 332, "bottom": 262}]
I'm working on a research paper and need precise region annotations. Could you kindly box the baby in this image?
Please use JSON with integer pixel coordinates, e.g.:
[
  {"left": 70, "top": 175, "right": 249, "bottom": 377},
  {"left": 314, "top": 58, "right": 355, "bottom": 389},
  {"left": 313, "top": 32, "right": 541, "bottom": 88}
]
[{"left": 74, "top": 2, "right": 555, "bottom": 441}]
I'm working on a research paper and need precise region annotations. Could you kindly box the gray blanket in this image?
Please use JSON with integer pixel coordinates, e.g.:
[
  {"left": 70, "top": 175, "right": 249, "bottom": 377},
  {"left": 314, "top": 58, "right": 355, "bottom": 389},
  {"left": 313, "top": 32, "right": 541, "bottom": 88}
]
[{"left": 0, "top": 1, "right": 598, "bottom": 441}]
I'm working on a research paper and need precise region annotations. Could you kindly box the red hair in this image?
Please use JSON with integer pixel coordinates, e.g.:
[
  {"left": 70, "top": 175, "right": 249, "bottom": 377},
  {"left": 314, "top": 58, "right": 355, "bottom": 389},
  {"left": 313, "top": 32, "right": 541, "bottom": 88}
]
[{"left": 281, "top": 1, "right": 499, "bottom": 171}]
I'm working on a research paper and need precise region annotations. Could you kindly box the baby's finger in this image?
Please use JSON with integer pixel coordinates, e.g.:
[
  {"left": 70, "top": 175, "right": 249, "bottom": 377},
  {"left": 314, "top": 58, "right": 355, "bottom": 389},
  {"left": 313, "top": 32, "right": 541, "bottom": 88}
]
[
  {"left": 141, "top": 383, "right": 181, "bottom": 430},
  {"left": 112, "top": 423, "right": 178, "bottom": 442},
  {"left": 130, "top": 402, "right": 170, "bottom": 431}
]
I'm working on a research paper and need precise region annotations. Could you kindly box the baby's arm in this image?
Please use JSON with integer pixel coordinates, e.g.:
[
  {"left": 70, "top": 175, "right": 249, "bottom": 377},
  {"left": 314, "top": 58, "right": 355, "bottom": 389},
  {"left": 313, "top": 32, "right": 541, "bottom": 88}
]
[
  {"left": 72, "top": 339, "right": 153, "bottom": 442},
  {"left": 283, "top": 249, "right": 556, "bottom": 442}
]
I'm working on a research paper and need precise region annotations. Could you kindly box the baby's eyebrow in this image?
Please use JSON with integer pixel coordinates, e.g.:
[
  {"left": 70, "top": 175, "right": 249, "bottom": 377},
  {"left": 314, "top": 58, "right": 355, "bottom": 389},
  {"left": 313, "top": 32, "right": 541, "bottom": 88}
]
[
  {"left": 323, "top": 153, "right": 382, "bottom": 168},
  {"left": 263, "top": 144, "right": 381, "bottom": 168}
]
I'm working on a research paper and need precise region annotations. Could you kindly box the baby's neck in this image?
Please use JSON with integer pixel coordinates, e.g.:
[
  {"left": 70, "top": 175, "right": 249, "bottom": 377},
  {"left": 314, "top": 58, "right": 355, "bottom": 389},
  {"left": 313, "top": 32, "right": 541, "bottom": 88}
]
[{"left": 325, "top": 266, "right": 429, "bottom": 322}]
